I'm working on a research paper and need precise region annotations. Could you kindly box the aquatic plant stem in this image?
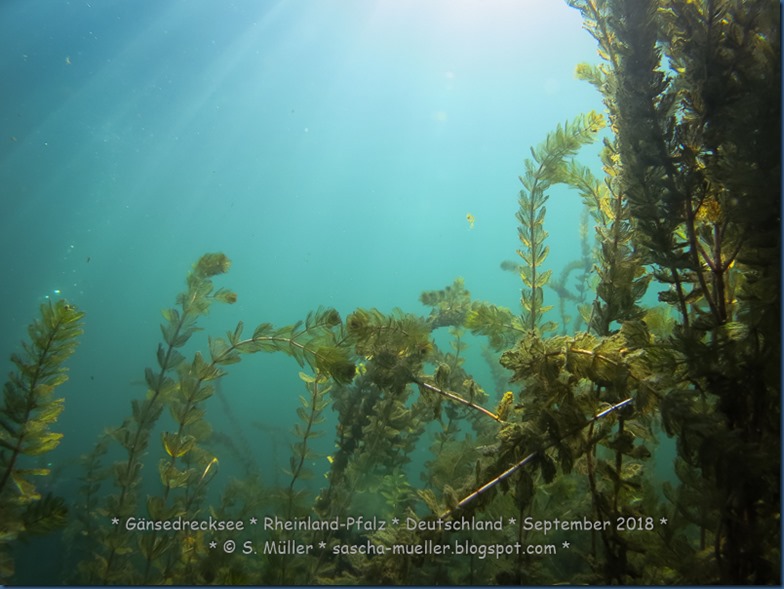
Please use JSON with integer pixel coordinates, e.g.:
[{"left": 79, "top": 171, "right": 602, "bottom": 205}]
[
  {"left": 98, "top": 253, "right": 236, "bottom": 584},
  {"left": 412, "top": 378, "right": 501, "bottom": 422},
  {"left": 440, "top": 397, "right": 633, "bottom": 519},
  {"left": 100, "top": 315, "right": 187, "bottom": 584},
  {"left": 0, "top": 303, "right": 73, "bottom": 494},
  {"left": 288, "top": 380, "right": 318, "bottom": 515},
  {"left": 585, "top": 420, "right": 600, "bottom": 560}
]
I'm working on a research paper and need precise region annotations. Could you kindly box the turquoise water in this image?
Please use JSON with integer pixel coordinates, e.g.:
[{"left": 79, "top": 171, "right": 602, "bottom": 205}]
[
  {"left": 1, "top": 2, "right": 601, "bottom": 464},
  {"left": 1, "top": 1, "right": 610, "bottom": 584}
]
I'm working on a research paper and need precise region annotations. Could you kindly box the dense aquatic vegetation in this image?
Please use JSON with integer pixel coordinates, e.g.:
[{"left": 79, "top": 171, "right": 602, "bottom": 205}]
[
  {"left": 0, "top": 0, "right": 779, "bottom": 584},
  {"left": 0, "top": 300, "right": 83, "bottom": 580}
]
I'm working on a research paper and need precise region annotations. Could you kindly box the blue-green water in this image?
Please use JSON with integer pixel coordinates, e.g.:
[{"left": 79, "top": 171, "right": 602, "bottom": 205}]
[
  {"left": 0, "top": 1, "right": 650, "bottom": 585},
  {"left": 1, "top": 2, "right": 601, "bottom": 466}
]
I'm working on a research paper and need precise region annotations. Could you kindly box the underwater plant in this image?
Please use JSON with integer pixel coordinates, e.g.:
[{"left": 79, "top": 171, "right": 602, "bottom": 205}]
[
  {"left": 515, "top": 110, "right": 605, "bottom": 334},
  {"left": 2, "top": 0, "right": 778, "bottom": 585},
  {"left": 0, "top": 300, "right": 84, "bottom": 582},
  {"left": 566, "top": 0, "right": 780, "bottom": 582},
  {"left": 71, "top": 254, "right": 357, "bottom": 584},
  {"left": 546, "top": 209, "right": 593, "bottom": 334}
]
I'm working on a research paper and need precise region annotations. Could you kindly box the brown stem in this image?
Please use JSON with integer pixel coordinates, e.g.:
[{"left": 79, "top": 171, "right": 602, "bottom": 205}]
[
  {"left": 440, "top": 398, "right": 633, "bottom": 519},
  {"left": 414, "top": 379, "right": 501, "bottom": 422}
]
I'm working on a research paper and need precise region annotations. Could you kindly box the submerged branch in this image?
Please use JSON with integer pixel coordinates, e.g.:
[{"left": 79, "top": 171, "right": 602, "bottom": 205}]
[
  {"left": 412, "top": 378, "right": 501, "bottom": 423},
  {"left": 440, "top": 397, "right": 633, "bottom": 519}
]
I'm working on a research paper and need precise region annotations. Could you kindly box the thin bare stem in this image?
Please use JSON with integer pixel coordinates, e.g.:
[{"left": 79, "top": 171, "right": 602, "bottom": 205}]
[
  {"left": 440, "top": 397, "right": 633, "bottom": 519},
  {"left": 413, "top": 379, "right": 501, "bottom": 422}
]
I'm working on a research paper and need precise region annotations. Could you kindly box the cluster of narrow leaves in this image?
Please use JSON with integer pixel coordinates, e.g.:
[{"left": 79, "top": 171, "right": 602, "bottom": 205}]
[
  {"left": 345, "top": 308, "right": 431, "bottom": 394},
  {"left": 419, "top": 277, "right": 472, "bottom": 330},
  {"left": 285, "top": 372, "right": 331, "bottom": 514},
  {"left": 6, "top": 3, "right": 776, "bottom": 584},
  {"left": 567, "top": 0, "right": 780, "bottom": 583},
  {"left": 227, "top": 307, "right": 355, "bottom": 384},
  {"left": 255, "top": 372, "right": 332, "bottom": 585},
  {"left": 77, "top": 254, "right": 360, "bottom": 584},
  {"left": 516, "top": 110, "right": 605, "bottom": 333},
  {"left": 0, "top": 300, "right": 84, "bottom": 581},
  {"left": 465, "top": 303, "right": 524, "bottom": 352},
  {"left": 80, "top": 253, "right": 237, "bottom": 584}
]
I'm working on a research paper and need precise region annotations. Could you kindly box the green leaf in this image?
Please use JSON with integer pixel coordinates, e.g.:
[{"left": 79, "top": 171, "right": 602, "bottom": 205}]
[
  {"left": 539, "top": 454, "right": 557, "bottom": 484},
  {"left": 20, "top": 493, "right": 68, "bottom": 535},
  {"left": 34, "top": 398, "right": 64, "bottom": 425},
  {"left": 113, "top": 460, "right": 141, "bottom": 488},
  {"left": 229, "top": 321, "right": 244, "bottom": 345},
  {"left": 161, "top": 308, "right": 180, "bottom": 324},
  {"left": 465, "top": 303, "right": 523, "bottom": 350},
  {"left": 194, "top": 252, "right": 231, "bottom": 277},
  {"left": 161, "top": 432, "right": 196, "bottom": 458},
  {"left": 209, "top": 337, "right": 240, "bottom": 365},
  {"left": 158, "top": 460, "right": 192, "bottom": 489},
  {"left": 144, "top": 367, "right": 157, "bottom": 391},
  {"left": 22, "top": 432, "right": 63, "bottom": 456},
  {"left": 516, "top": 113, "right": 602, "bottom": 331},
  {"left": 298, "top": 372, "right": 318, "bottom": 384},
  {"left": 536, "top": 269, "right": 553, "bottom": 288}
]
